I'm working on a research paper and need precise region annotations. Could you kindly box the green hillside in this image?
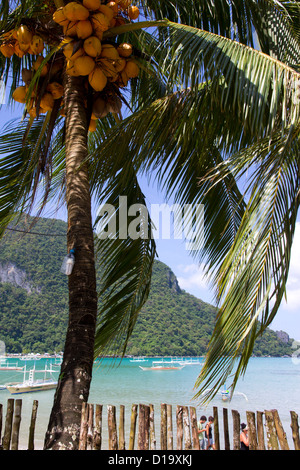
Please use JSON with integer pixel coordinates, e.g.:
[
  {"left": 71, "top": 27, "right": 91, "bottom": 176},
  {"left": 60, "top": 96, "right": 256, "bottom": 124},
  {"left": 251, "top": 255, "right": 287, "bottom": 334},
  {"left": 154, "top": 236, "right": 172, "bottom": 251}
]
[{"left": 0, "top": 216, "right": 294, "bottom": 356}]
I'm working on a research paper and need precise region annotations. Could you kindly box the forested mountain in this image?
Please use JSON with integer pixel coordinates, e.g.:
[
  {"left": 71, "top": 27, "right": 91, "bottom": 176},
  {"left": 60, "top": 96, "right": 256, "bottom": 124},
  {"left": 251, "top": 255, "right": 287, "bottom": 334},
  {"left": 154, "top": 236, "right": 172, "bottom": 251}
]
[{"left": 0, "top": 216, "right": 294, "bottom": 356}]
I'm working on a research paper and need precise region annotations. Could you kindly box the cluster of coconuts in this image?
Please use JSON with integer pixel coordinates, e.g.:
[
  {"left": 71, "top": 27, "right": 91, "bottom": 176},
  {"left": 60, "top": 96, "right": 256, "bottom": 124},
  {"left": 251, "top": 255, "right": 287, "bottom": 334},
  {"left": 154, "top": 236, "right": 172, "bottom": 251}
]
[
  {"left": 0, "top": 25, "right": 44, "bottom": 58},
  {"left": 0, "top": 0, "right": 141, "bottom": 131}
]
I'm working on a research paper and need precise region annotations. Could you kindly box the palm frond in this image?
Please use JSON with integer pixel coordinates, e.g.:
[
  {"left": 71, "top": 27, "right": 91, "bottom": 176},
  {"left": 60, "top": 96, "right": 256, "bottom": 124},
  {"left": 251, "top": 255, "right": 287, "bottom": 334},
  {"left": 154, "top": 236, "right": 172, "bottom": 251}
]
[
  {"left": 194, "top": 126, "right": 300, "bottom": 403},
  {"left": 93, "top": 164, "right": 156, "bottom": 358}
]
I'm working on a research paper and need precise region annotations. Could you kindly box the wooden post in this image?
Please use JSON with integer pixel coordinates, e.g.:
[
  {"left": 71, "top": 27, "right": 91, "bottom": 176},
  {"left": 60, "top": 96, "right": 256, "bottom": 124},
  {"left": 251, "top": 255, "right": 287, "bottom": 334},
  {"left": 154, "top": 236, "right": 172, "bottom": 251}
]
[
  {"left": 223, "top": 408, "right": 230, "bottom": 450},
  {"left": 93, "top": 404, "right": 102, "bottom": 450},
  {"left": 87, "top": 404, "right": 94, "bottom": 450},
  {"left": 128, "top": 404, "right": 138, "bottom": 450},
  {"left": 119, "top": 405, "right": 125, "bottom": 450},
  {"left": 190, "top": 407, "right": 199, "bottom": 450},
  {"left": 107, "top": 405, "right": 118, "bottom": 450},
  {"left": 213, "top": 407, "right": 219, "bottom": 450},
  {"left": 290, "top": 411, "right": 300, "bottom": 450},
  {"left": 246, "top": 411, "right": 258, "bottom": 450},
  {"left": 28, "top": 400, "right": 38, "bottom": 451},
  {"left": 256, "top": 411, "right": 265, "bottom": 450},
  {"left": 138, "top": 404, "right": 150, "bottom": 450},
  {"left": 176, "top": 406, "right": 183, "bottom": 450},
  {"left": 79, "top": 402, "right": 89, "bottom": 450},
  {"left": 167, "top": 404, "right": 173, "bottom": 450},
  {"left": 149, "top": 404, "right": 156, "bottom": 450},
  {"left": 160, "top": 403, "right": 167, "bottom": 450},
  {"left": 11, "top": 399, "right": 22, "bottom": 451},
  {"left": 232, "top": 409, "right": 240, "bottom": 450},
  {"left": 2, "top": 399, "right": 14, "bottom": 450},
  {"left": 272, "top": 409, "right": 289, "bottom": 450},
  {"left": 0, "top": 403, "right": 3, "bottom": 449},
  {"left": 182, "top": 406, "right": 192, "bottom": 450},
  {"left": 265, "top": 410, "right": 279, "bottom": 450}
]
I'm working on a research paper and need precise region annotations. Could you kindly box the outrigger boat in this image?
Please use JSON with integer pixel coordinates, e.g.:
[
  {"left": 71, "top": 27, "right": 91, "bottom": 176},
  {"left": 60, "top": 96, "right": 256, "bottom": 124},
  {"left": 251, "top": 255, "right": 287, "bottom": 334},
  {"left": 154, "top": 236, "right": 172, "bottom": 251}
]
[
  {"left": 0, "top": 358, "right": 23, "bottom": 371},
  {"left": 139, "top": 361, "right": 185, "bottom": 371},
  {"left": 6, "top": 363, "right": 58, "bottom": 394}
]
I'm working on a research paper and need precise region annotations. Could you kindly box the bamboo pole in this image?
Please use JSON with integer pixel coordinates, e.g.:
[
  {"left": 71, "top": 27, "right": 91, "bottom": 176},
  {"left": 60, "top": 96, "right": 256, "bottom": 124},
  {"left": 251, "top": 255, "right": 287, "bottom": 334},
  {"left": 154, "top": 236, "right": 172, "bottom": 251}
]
[
  {"left": 87, "top": 404, "right": 94, "bottom": 450},
  {"left": 265, "top": 410, "right": 279, "bottom": 450},
  {"left": 223, "top": 408, "right": 230, "bottom": 450},
  {"left": 2, "top": 399, "right": 14, "bottom": 450},
  {"left": 149, "top": 404, "right": 156, "bottom": 450},
  {"left": 272, "top": 409, "right": 289, "bottom": 450},
  {"left": 93, "top": 404, "right": 102, "bottom": 450},
  {"left": 138, "top": 404, "right": 150, "bottom": 450},
  {"left": 167, "top": 404, "right": 173, "bottom": 450},
  {"left": 190, "top": 407, "right": 199, "bottom": 450},
  {"left": 107, "top": 405, "right": 118, "bottom": 450},
  {"left": 182, "top": 406, "right": 192, "bottom": 450},
  {"left": 0, "top": 403, "right": 3, "bottom": 449},
  {"left": 256, "top": 411, "right": 265, "bottom": 450},
  {"left": 128, "top": 404, "right": 138, "bottom": 450},
  {"left": 246, "top": 411, "right": 258, "bottom": 450},
  {"left": 160, "top": 403, "right": 167, "bottom": 450},
  {"left": 119, "top": 405, "right": 125, "bottom": 450},
  {"left": 290, "top": 411, "right": 300, "bottom": 450},
  {"left": 79, "top": 402, "right": 89, "bottom": 450},
  {"left": 176, "top": 406, "right": 183, "bottom": 450},
  {"left": 28, "top": 400, "right": 38, "bottom": 451},
  {"left": 11, "top": 399, "right": 22, "bottom": 451},
  {"left": 232, "top": 409, "right": 240, "bottom": 450},
  {"left": 213, "top": 407, "right": 219, "bottom": 450}
]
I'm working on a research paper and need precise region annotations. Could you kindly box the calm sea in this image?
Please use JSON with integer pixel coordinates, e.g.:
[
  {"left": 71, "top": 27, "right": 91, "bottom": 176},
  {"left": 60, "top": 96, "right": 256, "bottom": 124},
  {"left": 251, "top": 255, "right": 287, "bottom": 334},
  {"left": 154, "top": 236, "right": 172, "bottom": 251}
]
[{"left": 0, "top": 356, "right": 299, "bottom": 450}]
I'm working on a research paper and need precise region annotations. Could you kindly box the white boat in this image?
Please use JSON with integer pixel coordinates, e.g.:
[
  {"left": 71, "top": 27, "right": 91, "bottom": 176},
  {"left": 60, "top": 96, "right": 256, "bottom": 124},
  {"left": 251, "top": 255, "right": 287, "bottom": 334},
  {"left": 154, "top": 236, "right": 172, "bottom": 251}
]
[
  {"left": 130, "top": 357, "right": 148, "bottom": 362},
  {"left": 139, "top": 361, "right": 185, "bottom": 371},
  {"left": 20, "top": 354, "right": 41, "bottom": 361},
  {"left": 6, "top": 364, "right": 58, "bottom": 394}
]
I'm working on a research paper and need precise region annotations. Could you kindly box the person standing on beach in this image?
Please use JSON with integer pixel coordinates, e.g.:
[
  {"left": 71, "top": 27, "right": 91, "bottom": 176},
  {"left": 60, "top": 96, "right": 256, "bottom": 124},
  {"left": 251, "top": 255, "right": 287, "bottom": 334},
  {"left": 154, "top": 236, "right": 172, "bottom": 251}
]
[
  {"left": 240, "top": 423, "right": 249, "bottom": 450},
  {"left": 205, "top": 416, "right": 215, "bottom": 450},
  {"left": 197, "top": 415, "right": 207, "bottom": 450}
]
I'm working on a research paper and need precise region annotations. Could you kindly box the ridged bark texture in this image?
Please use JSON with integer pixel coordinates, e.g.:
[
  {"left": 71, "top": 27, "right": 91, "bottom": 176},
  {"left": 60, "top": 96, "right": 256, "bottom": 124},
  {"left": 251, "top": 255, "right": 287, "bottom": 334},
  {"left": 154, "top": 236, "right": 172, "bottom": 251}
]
[{"left": 44, "top": 75, "right": 97, "bottom": 450}]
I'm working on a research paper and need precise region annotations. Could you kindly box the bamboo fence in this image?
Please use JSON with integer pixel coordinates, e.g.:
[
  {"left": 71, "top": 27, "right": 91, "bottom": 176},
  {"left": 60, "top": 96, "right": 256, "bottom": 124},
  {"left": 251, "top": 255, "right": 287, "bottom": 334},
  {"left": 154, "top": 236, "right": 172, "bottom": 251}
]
[{"left": 0, "top": 399, "right": 299, "bottom": 450}]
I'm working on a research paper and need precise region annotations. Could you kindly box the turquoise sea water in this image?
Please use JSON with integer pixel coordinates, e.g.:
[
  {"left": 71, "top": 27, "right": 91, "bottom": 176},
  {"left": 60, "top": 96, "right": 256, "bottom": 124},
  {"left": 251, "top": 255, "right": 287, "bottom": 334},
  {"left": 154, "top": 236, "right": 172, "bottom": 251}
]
[{"left": 0, "top": 356, "right": 299, "bottom": 449}]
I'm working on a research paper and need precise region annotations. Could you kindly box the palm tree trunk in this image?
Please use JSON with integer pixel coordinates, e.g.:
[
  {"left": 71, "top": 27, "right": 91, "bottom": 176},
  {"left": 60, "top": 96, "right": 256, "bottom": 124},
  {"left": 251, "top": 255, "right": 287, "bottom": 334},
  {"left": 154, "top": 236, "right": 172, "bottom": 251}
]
[{"left": 44, "top": 75, "right": 98, "bottom": 450}]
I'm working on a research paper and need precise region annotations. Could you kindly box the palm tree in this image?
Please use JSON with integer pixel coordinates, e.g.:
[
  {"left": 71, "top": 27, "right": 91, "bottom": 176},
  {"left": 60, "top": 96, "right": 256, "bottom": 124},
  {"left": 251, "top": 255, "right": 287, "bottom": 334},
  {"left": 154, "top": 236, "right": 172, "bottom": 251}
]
[{"left": 0, "top": 0, "right": 299, "bottom": 449}]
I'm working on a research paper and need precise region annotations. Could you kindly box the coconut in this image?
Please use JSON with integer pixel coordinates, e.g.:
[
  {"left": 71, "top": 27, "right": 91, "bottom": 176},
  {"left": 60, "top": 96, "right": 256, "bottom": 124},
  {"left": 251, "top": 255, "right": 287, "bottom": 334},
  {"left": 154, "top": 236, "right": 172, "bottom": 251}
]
[
  {"left": 98, "top": 5, "right": 115, "bottom": 22},
  {"left": 117, "top": 42, "right": 132, "bottom": 58},
  {"left": 18, "top": 41, "right": 31, "bottom": 52},
  {"left": 107, "top": 2, "right": 118, "bottom": 16},
  {"left": 100, "top": 44, "right": 120, "bottom": 60},
  {"left": 63, "top": 42, "right": 85, "bottom": 60},
  {"left": 114, "top": 57, "right": 126, "bottom": 72},
  {"left": 88, "top": 67, "right": 108, "bottom": 91},
  {"left": 65, "top": 59, "right": 80, "bottom": 76},
  {"left": 0, "top": 43, "right": 15, "bottom": 58},
  {"left": 83, "top": 36, "right": 102, "bottom": 57},
  {"left": 14, "top": 43, "right": 26, "bottom": 58},
  {"left": 107, "top": 96, "right": 122, "bottom": 114},
  {"left": 128, "top": 6, "right": 140, "bottom": 20},
  {"left": 119, "top": 0, "right": 131, "bottom": 8},
  {"left": 83, "top": 0, "right": 101, "bottom": 10},
  {"left": 53, "top": 7, "right": 69, "bottom": 26},
  {"left": 91, "top": 12, "right": 110, "bottom": 33},
  {"left": 33, "top": 56, "right": 49, "bottom": 77},
  {"left": 74, "top": 55, "right": 95, "bottom": 75},
  {"left": 63, "top": 21, "right": 78, "bottom": 37},
  {"left": 12, "top": 86, "right": 27, "bottom": 103},
  {"left": 76, "top": 20, "right": 93, "bottom": 39},
  {"left": 47, "top": 82, "right": 64, "bottom": 100},
  {"left": 16, "top": 25, "right": 32, "bottom": 45},
  {"left": 63, "top": 2, "right": 90, "bottom": 21},
  {"left": 22, "top": 68, "right": 33, "bottom": 84},
  {"left": 40, "top": 92, "right": 55, "bottom": 111},
  {"left": 124, "top": 59, "right": 139, "bottom": 78},
  {"left": 92, "top": 97, "right": 109, "bottom": 118},
  {"left": 30, "top": 35, "right": 44, "bottom": 55}
]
